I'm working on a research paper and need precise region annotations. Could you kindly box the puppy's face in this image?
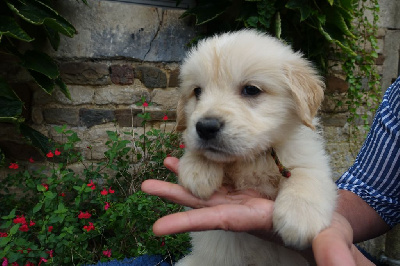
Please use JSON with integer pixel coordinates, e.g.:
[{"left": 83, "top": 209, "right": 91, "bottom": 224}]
[{"left": 177, "top": 30, "right": 324, "bottom": 163}]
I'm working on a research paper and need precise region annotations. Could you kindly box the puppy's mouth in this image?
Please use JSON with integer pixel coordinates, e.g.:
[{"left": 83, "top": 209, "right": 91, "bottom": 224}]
[{"left": 197, "top": 142, "right": 238, "bottom": 162}]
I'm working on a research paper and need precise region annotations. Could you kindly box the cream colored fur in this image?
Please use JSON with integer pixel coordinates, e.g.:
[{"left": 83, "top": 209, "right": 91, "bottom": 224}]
[{"left": 175, "top": 30, "right": 337, "bottom": 266}]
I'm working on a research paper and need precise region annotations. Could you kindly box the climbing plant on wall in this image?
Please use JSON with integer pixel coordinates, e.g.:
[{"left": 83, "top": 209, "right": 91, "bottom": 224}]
[
  {"left": 177, "top": 0, "right": 382, "bottom": 134},
  {"left": 0, "top": 0, "right": 87, "bottom": 161}
]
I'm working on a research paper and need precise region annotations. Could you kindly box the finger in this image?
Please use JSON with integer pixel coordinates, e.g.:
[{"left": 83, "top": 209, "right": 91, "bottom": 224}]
[
  {"left": 142, "top": 179, "right": 263, "bottom": 209},
  {"left": 152, "top": 198, "right": 274, "bottom": 236},
  {"left": 141, "top": 179, "right": 204, "bottom": 208},
  {"left": 164, "top": 157, "right": 179, "bottom": 174}
]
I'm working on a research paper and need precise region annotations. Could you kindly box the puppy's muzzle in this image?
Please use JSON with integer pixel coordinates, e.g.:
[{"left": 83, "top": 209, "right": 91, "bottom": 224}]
[{"left": 196, "top": 117, "right": 224, "bottom": 140}]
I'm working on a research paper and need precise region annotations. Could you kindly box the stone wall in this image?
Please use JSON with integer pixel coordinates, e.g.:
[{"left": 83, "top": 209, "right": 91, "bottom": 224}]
[{"left": 1, "top": 0, "right": 399, "bottom": 262}]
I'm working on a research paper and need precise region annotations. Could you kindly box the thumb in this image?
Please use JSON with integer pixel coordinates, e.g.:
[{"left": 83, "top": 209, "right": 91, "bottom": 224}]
[{"left": 164, "top": 157, "right": 179, "bottom": 174}]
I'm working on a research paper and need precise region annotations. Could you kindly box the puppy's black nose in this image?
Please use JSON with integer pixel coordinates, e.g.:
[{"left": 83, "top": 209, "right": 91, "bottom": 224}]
[{"left": 196, "top": 118, "right": 223, "bottom": 140}]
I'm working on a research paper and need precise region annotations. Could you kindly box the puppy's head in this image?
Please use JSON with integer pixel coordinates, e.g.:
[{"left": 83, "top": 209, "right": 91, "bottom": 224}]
[{"left": 176, "top": 30, "right": 324, "bottom": 162}]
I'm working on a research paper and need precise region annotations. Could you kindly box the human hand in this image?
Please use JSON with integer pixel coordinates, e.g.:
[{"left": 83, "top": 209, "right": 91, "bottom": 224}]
[
  {"left": 141, "top": 157, "right": 276, "bottom": 240},
  {"left": 312, "top": 212, "right": 374, "bottom": 266},
  {"left": 141, "top": 157, "right": 374, "bottom": 266}
]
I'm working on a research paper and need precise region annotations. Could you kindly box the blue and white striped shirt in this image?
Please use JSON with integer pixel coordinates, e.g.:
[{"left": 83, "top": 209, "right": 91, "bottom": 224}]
[{"left": 336, "top": 76, "right": 400, "bottom": 227}]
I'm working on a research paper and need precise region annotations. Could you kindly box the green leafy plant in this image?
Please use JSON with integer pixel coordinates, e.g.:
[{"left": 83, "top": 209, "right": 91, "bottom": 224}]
[
  {"left": 0, "top": 0, "right": 87, "bottom": 160},
  {"left": 0, "top": 101, "right": 190, "bottom": 265}
]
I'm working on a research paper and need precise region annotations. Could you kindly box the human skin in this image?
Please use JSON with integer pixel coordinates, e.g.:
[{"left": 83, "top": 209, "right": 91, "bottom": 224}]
[{"left": 141, "top": 157, "right": 391, "bottom": 265}]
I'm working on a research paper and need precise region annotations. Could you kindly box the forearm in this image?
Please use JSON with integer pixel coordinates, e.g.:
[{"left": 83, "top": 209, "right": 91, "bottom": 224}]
[{"left": 336, "top": 189, "right": 390, "bottom": 243}]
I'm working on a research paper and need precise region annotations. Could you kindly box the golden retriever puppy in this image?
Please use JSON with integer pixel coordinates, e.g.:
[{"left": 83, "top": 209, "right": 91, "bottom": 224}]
[{"left": 175, "top": 29, "right": 337, "bottom": 266}]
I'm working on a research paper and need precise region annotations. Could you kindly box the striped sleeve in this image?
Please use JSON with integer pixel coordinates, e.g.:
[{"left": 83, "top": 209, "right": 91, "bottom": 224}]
[{"left": 336, "top": 76, "right": 400, "bottom": 227}]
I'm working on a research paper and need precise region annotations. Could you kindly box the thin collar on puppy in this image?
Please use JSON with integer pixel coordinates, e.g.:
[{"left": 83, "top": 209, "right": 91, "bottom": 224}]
[{"left": 270, "top": 148, "right": 291, "bottom": 178}]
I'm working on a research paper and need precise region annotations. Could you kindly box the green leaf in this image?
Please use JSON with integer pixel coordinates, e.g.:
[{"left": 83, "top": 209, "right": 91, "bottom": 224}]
[
  {"left": 10, "top": 223, "right": 19, "bottom": 234},
  {"left": 0, "top": 15, "right": 34, "bottom": 42},
  {"left": 21, "top": 50, "right": 59, "bottom": 79},
  {"left": 325, "top": 8, "right": 355, "bottom": 38},
  {"left": 180, "top": 0, "right": 231, "bottom": 25},
  {"left": 285, "top": 0, "right": 314, "bottom": 21},
  {"left": 44, "top": 24, "right": 60, "bottom": 50},
  {"left": 33, "top": 202, "right": 43, "bottom": 213},
  {"left": 29, "top": 70, "right": 56, "bottom": 94},
  {"left": 19, "top": 123, "right": 54, "bottom": 155},
  {"left": 6, "top": 0, "right": 76, "bottom": 37},
  {"left": 55, "top": 77, "right": 71, "bottom": 100},
  {"left": 0, "top": 236, "right": 11, "bottom": 247},
  {"left": 0, "top": 78, "right": 23, "bottom": 119},
  {"left": 1, "top": 208, "right": 16, "bottom": 220}
]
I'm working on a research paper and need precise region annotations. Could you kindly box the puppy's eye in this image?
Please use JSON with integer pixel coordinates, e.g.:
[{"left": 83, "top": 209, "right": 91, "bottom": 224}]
[
  {"left": 242, "top": 85, "right": 262, "bottom": 96},
  {"left": 194, "top": 87, "right": 202, "bottom": 100}
]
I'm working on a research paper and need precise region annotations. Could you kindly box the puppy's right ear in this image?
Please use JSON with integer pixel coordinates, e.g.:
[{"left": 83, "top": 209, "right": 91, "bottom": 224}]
[{"left": 175, "top": 97, "right": 187, "bottom": 132}]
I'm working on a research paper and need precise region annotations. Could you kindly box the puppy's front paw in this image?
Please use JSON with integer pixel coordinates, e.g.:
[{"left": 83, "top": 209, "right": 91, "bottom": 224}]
[
  {"left": 273, "top": 196, "right": 333, "bottom": 249},
  {"left": 179, "top": 153, "right": 223, "bottom": 199}
]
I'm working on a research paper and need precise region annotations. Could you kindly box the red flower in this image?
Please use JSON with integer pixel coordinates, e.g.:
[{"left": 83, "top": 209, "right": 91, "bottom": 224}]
[
  {"left": 29, "top": 220, "right": 35, "bottom": 226},
  {"left": 41, "top": 184, "right": 49, "bottom": 191},
  {"left": 100, "top": 189, "right": 108, "bottom": 196},
  {"left": 48, "top": 226, "right": 53, "bottom": 233},
  {"left": 8, "top": 163, "right": 19, "bottom": 169},
  {"left": 13, "top": 215, "right": 26, "bottom": 225},
  {"left": 104, "top": 202, "right": 111, "bottom": 211},
  {"left": 19, "top": 224, "right": 29, "bottom": 232},
  {"left": 46, "top": 151, "right": 54, "bottom": 158},
  {"left": 108, "top": 187, "right": 115, "bottom": 194},
  {"left": 83, "top": 222, "right": 95, "bottom": 232},
  {"left": 55, "top": 149, "right": 61, "bottom": 156},
  {"left": 91, "top": 185, "right": 96, "bottom": 190},
  {"left": 78, "top": 211, "right": 91, "bottom": 219},
  {"left": 102, "top": 249, "right": 112, "bottom": 258},
  {"left": 38, "top": 257, "right": 48, "bottom": 266},
  {"left": 46, "top": 250, "right": 54, "bottom": 258},
  {"left": 59, "top": 192, "right": 65, "bottom": 197},
  {"left": 163, "top": 115, "right": 168, "bottom": 121},
  {"left": 0, "top": 232, "right": 8, "bottom": 237},
  {"left": 12, "top": 262, "right": 18, "bottom": 266},
  {"left": 142, "top": 102, "right": 149, "bottom": 107},
  {"left": 29, "top": 157, "right": 35, "bottom": 163},
  {"left": 26, "top": 248, "right": 32, "bottom": 254},
  {"left": 87, "top": 180, "right": 94, "bottom": 187},
  {"left": 179, "top": 144, "right": 185, "bottom": 149},
  {"left": 2, "top": 258, "right": 9, "bottom": 266},
  {"left": 25, "top": 262, "right": 34, "bottom": 266}
]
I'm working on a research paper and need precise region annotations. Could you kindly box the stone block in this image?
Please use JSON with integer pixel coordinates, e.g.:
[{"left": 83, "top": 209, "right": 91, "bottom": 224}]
[
  {"left": 114, "top": 109, "right": 143, "bottom": 127},
  {"left": 79, "top": 108, "right": 115, "bottom": 128},
  {"left": 151, "top": 88, "right": 179, "bottom": 109},
  {"left": 149, "top": 110, "right": 177, "bottom": 121},
  {"left": 60, "top": 62, "right": 110, "bottom": 86},
  {"left": 135, "top": 66, "right": 167, "bottom": 88},
  {"left": 43, "top": 108, "right": 79, "bottom": 126},
  {"left": 53, "top": 86, "right": 95, "bottom": 105},
  {"left": 94, "top": 82, "right": 150, "bottom": 105},
  {"left": 110, "top": 65, "right": 134, "bottom": 85},
  {"left": 326, "top": 76, "right": 349, "bottom": 93},
  {"left": 50, "top": 1, "right": 196, "bottom": 61},
  {"left": 31, "top": 107, "right": 44, "bottom": 124},
  {"left": 320, "top": 113, "right": 348, "bottom": 127}
]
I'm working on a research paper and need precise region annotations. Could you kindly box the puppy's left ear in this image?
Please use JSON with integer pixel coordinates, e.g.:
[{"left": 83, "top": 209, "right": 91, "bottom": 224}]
[{"left": 285, "top": 61, "right": 325, "bottom": 130}]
